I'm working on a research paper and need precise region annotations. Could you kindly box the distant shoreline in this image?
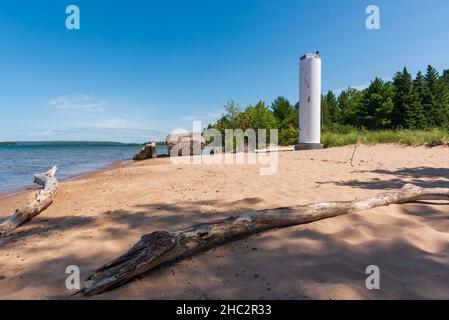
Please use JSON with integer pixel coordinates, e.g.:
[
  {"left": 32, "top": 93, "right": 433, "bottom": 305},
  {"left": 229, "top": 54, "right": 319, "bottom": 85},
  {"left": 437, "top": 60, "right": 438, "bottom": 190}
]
[
  {"left": 0, "top": 142, "right": 17, "bottom": 146},
  {"left": 0, "top": 141, "right": 143, "bottom": 147}
]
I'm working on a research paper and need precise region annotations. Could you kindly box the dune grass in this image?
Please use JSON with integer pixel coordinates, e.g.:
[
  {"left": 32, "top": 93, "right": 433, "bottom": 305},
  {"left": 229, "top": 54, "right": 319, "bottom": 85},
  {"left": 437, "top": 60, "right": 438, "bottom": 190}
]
[{"left": 321, "top": 127, "right": 449, "bottom": 148}]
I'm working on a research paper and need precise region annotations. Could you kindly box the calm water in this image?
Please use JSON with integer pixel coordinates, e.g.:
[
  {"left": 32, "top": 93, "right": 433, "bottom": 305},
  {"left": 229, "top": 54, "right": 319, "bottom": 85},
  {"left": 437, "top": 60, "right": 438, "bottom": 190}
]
[{"left": 0, "top": 142, "right": 168, "bottom": 193}]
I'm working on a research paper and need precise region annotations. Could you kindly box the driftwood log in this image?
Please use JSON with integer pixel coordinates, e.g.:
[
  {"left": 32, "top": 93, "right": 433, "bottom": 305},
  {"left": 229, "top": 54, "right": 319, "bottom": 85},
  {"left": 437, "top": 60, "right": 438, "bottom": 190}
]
[
  {"left": 0, "top": 166, "right": 59, "bottom": 236},
  {"left": 82, "top": 184, "right": 449, "bottom": 296}
]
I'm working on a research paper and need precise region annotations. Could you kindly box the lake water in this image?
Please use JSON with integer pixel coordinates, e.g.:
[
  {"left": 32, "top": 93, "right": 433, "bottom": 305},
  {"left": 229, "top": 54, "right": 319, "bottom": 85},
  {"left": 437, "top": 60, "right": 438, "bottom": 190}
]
[{"left": 0, "top": 142, "right": 168, "bottom": 193}]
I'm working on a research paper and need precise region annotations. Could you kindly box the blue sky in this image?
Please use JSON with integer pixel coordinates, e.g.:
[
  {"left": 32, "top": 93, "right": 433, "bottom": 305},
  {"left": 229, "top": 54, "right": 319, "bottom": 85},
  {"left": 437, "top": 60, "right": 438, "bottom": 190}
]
[{"left": 1, "top": 0, "right": 448, "bottom": 142}]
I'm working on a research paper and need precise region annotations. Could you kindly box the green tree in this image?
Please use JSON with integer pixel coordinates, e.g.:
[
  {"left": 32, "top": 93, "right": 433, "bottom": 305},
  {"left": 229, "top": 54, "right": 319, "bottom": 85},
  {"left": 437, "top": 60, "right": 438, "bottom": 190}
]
[
  {"left": 223, "top": 99, "right": 241, "bottom": 129},
  {"left": 337, "top": 87, "right": 364, "bottom": 126},
  {"left": 271, "top": 97, "right": 294, "bottom": 125},
  {"left": 441, "top": 69, "right": 449, "bottom": 88},
  {"left": 276, "top": 99, "right": 299, "bottom": 145},
  {"left": 236, "top": 101, "right": 278, "bottom": 131},
  {"left": 424, "top": 65, "right": 449, "bottom": 127},
  {"left": 208, "top": 100, "right": 242, "bottom": 143},
  {"left": 408, "top": 72, "right": 428, "bottom": 129},
  {"left": 392, "top": 67, "right": 425, "bottom": 129},
  {"left": 279, "top": 124, "right": 298, "bottom": 146},
  {"left": 321, "top": 94, "right": 329, "bottom": 126},
  {"left": 321, "top": 91, "right": 339, "bottom": 126},
  {"left": 360, "top": 78, "right": 394, "bottom": 129}
]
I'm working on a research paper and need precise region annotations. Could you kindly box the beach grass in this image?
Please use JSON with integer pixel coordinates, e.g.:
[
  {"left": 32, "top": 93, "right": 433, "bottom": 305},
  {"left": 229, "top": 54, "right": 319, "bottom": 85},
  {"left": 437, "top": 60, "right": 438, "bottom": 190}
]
[{"left": 322, "top": 127, "right": 449, "bottom": 148}]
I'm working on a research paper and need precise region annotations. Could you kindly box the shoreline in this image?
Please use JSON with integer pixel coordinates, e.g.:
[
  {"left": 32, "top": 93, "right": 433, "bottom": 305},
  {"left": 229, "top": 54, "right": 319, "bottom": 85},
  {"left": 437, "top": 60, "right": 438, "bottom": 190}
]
[
  {"left": 0, "top": 143, "right": 448, "bottom": 299},
  {"left": 0, "top": 142, "right": 431, "bottom": 200},
  {"left": 0, "top": 159, "right": 133, "bottom": 200}
]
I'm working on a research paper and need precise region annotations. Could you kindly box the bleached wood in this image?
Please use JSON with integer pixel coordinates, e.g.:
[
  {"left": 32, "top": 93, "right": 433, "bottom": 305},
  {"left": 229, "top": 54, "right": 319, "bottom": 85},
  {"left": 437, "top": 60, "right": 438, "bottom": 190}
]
[
  {"left": 82, "top": 183, "right": 449, "bottom": 296},
  {"left": 0, "top": 166, "right": 59, "bottom": 236}
]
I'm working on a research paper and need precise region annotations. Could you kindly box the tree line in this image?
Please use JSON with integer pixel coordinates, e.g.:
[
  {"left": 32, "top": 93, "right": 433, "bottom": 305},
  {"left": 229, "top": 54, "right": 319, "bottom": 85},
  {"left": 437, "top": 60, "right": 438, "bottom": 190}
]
[{"left": 208, "top": 65, "right": 449, "bottom": 146}]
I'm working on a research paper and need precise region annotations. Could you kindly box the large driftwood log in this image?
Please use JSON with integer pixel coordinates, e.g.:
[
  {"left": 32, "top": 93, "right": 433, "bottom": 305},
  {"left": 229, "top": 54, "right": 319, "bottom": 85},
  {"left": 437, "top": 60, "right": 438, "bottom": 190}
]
[
  {"left": 82, "top": 184, "right": 449, "bottom": 296},
  {"left": 0, "top": 166, "right": 59, "bottom": 236}
]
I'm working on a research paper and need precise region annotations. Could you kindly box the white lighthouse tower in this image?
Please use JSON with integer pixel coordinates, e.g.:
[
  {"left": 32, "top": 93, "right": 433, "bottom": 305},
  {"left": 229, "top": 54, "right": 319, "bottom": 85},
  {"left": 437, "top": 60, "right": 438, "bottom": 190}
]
[{"left": 296, "top": 51, "right": 323, "bottom": 150}]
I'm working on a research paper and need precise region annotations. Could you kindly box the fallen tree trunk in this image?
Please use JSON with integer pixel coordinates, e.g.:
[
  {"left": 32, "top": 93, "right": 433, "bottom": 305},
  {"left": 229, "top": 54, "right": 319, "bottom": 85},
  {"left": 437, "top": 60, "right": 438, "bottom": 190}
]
[
  {"left": 0, "top": 166, "right": 59, "bottom": 236},
  {"left": 82, "top": 183, "right": 449, "bottom": 296}
]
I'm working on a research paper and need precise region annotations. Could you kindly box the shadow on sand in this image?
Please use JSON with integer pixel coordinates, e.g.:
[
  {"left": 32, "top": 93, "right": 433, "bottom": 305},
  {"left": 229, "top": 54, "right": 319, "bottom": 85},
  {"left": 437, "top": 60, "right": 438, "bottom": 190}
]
[{"left": 1, "top": 166, "right": 448, "bottom": 299}]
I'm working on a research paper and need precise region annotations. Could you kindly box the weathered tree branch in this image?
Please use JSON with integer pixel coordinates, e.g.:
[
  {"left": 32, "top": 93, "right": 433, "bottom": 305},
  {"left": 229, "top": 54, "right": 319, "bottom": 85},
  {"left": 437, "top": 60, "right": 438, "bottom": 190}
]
[
  {"left": 82, "top": 184, "right": 449, "bottom": 296},
  {"left": 0, "top": 166, "right": 59, "bottom": 236}
]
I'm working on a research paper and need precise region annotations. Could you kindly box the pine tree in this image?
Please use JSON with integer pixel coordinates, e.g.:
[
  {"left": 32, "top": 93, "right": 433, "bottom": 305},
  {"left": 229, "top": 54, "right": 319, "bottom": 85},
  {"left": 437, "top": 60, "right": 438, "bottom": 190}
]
[
  {"left": 442, "top": 70, "right": 449, "bottom": 88},
  {"left": 326, "top": 91, "right": 339, "bottom": 124},
  {"left": 411, "top": 72, "right": 428, "bottom": 129},
  {"left": 424, "top": 65, "right": 449, "bottom": 127},
  {"left": 392, "top": 67, "right": 424, "bottom": 129},
  {"left": 321, "top": 94, "right": 330, "bottom": 126},
  {"left": 423, "top": 66, "right": 439, "bottom": 127},
  {"left": 271, "top": 97, "right": 294, "bottom": 125},
  {"left": 337, "top": 87, "right": 364, "bottom": 126},
  {"left": 361, "top": 78, "right": 394, "bottom": 129},
  {"left": 392, "top": 68, "right": 410, "bottom": 128},
  {"left": 321, "top": 91, "right": 340, "bottom": 127}
]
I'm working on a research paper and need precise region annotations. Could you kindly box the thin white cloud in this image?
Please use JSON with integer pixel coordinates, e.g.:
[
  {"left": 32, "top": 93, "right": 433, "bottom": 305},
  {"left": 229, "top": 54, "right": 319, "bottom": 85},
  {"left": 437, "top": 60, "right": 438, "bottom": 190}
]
[
  {"left": 26, "top": 116, "right": 167, "bottom": 143},
  {"left": 29, "top": 130, "right": 56, "bottom": 137},
  {"left": 332, "top": 76, "right": 393, "bottom": 96},
  {"left": 332, "top": 84, "right": 369, "bottom": 96},
  {"left": 178, "top": 111, "right": 223, "bottom": 122},
  {"left": 27, "top": 127, "right": 166, "bottom": 143},
  {"left": 49, "top": 94, "right": 107, "bottom": 111},
  {"left": 73, "top": 117, "right": 131, "bottom": 129}
]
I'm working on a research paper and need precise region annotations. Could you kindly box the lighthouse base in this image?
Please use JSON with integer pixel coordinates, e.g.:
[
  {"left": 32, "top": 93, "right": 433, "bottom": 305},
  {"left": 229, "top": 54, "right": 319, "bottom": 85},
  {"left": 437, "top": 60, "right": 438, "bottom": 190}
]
[{"left": 295, "top": 143, "right": 324, "bottom": 151}]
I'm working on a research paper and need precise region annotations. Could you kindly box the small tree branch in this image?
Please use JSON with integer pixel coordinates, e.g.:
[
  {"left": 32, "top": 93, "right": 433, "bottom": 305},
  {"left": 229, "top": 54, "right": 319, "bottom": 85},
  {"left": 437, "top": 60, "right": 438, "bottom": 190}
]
[{"left": 350, "top": 143, "right": 358, "bottom": 167}]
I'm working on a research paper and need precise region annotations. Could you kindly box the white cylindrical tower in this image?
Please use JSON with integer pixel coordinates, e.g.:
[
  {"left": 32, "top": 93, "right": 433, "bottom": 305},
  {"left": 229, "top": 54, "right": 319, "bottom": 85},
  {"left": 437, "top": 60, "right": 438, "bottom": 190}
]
[{"left": 296, "top": 52, "right": 323, "bottom": 150}]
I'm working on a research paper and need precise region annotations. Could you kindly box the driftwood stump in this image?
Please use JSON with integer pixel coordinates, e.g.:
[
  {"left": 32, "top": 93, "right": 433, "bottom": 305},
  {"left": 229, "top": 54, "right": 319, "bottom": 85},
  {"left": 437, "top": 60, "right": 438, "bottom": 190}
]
[
  {"left": 0, "top": 166, "right": 59, "bottom": 236},
  {"left": 82, "top": 183, "right": 449, "bottom": 296},
  {"left": 133, "top": 143, "right": 157, "bottom": 161}
]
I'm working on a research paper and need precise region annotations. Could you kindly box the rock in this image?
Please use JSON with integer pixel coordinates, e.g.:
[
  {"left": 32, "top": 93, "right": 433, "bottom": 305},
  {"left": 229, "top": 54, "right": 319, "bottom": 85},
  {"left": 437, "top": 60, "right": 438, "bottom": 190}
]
[
  {"left": 426, "top": 140, "right": 446, "bottom": 148},
  {"left": 133, "top": 142, "right": 157, "bottom": 161},
  {"left": 166, "top": 133, "right": 205, "bottom": 157}
]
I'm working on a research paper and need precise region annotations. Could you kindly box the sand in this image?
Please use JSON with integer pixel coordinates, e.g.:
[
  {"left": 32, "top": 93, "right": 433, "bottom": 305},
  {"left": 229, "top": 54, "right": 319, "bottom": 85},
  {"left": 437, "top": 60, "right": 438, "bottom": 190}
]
[{"left": 0, "top": 144, "right": 448, "bottom": 300}]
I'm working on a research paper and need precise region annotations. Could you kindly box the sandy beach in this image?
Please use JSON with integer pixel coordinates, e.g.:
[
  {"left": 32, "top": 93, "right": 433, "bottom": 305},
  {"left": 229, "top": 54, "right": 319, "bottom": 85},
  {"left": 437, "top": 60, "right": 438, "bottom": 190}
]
[{"left": 0, "top": 144, "right": 448, "bottom": 299}]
